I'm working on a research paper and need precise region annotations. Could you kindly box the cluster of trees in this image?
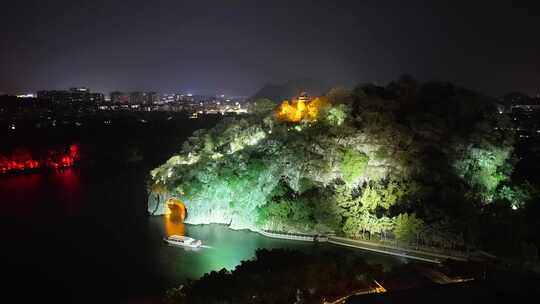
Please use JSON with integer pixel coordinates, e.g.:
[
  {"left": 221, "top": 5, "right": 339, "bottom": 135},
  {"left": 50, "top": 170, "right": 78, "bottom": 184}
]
[
  {"left": 150, "top": 76, "right": 539, "bottom": 259},
  {"left": 165, "top": 248, "right": 382, "bottom": 304}
]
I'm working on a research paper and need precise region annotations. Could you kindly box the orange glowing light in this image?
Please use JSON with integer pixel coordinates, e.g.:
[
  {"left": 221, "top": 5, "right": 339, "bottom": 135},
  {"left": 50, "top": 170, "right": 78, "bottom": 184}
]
[
  {"left": 164, "top": 214, "right": 186, "bottom": 236},
  {"left": 166, "top": 197, "right": 187, "bottom": 222},
  {"left": 164, "top": 197, "right": 187, "bottom": 236},
  {"left": 274, "top": 94, "right": 327, "bottom": 122}
]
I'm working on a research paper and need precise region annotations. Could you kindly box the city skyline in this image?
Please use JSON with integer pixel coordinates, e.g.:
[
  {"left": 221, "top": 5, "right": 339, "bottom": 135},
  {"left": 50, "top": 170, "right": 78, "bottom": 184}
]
[{"left": 9, "top": 87, "right": 249, "bottom": 98}]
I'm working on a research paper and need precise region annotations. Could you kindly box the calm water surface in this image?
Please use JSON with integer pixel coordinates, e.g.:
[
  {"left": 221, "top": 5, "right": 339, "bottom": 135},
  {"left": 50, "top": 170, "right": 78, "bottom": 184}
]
[{"left": 0, "top": 166, "right": 404, "bottom": 303}]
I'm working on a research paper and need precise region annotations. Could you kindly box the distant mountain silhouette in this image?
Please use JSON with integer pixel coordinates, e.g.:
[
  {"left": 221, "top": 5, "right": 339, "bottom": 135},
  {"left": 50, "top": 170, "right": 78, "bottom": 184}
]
[{"left": 251, "top": 79, "right": 330, "bottom": 102}]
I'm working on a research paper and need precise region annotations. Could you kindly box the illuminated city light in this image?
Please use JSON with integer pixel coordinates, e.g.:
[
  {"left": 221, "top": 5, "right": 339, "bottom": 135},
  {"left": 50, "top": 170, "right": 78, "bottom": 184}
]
[{"left": 16, "top": 93, "right": 36, "bottom": 98}]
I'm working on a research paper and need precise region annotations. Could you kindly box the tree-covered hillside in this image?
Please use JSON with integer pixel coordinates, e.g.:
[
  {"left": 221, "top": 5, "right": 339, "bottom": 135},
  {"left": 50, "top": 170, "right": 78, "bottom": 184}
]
[{"left": 149, "top": 77, "right": 538, "bottom": 257}]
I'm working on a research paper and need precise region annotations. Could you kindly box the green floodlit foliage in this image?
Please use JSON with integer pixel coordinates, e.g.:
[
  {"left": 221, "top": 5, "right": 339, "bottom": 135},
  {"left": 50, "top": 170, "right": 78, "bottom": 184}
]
[
  {"left": 340, "top": 149, "right": 369, "bottom": 185},
  {"left": 325, "top": 104, "right": 349, "bottom": 126},
  {"left": 394, "top": 213, "right": 425, "bottom": 244},
  {"left": 496, "top": 183, "right": 535, "bottom": 209},
  {"left": 454, "top": 145, "right": 513, "bottom": 202},
  {"left": 150, "top": 78, "right": 537, "bottom": 255}
]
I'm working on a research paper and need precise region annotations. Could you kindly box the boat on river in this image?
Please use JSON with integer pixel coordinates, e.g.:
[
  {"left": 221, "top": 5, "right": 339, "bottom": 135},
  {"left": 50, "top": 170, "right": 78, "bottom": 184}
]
[{"left": 164, "top": 235, "right": 202, "bottom": 248}]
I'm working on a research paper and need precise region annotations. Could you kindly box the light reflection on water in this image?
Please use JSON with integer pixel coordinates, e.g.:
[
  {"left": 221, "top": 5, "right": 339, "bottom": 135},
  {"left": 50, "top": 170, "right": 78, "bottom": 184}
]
[
  {"left": 0, "top": 168, "right": 81, "bottom": 215},
  {"left": 152, "top": 217, "right": 406, "bottom": 287},
  {"left": 1, "top": 167, "right": 407, "bottom": 298},
  {"left": 163, "top": 214, "right": 186, "bottom": 237}
]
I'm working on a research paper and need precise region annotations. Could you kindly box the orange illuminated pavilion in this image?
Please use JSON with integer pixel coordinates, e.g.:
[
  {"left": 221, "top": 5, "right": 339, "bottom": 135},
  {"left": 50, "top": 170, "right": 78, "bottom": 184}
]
[{"left": 274, "top": 93, "right": 327, "bottom": 123}]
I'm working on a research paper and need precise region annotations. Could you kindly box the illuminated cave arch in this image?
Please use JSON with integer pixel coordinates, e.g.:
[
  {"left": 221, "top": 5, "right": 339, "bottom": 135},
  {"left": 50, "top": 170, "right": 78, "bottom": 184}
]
[{"left": 166, "top": 197, "right": 187, "bottom": 222}]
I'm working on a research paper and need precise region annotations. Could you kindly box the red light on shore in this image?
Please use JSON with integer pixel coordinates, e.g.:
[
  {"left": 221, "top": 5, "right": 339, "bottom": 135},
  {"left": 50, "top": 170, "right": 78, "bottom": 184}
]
[
  {"left": 69, "top": 144, "right": 80, "bottom": 160},
  {"left": 61, "top": 156, "right": 74, "bottom": 166},
  {"left": 25, "top": 160, "right": 40, "bottom": 168},
  {"left": 0, "top": 144, "right": 80, "bottom": 173}
]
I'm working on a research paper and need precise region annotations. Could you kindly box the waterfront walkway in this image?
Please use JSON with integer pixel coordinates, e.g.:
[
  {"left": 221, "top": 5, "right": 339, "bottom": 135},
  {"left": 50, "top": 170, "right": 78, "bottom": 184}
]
[
  {"left": 259, "top": 230, "right": 469, "bottom": 263},
  {"left": 327, "top": 236, "right": 468, "bottom": 263},
  {"left": 259, "top": 230, "right": 328, "bottom": 242}
]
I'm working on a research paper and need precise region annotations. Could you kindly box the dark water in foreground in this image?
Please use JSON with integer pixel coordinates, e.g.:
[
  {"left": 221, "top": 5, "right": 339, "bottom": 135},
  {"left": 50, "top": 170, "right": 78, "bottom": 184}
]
[{"left": 0, "top": 166, "right": 404, "bottom": 303}]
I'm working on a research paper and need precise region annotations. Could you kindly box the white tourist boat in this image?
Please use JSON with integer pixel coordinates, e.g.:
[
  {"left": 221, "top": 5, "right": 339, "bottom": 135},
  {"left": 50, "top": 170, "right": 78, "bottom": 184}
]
[{"left": 164, "top": 235, "right": 202, "bottom": 248}]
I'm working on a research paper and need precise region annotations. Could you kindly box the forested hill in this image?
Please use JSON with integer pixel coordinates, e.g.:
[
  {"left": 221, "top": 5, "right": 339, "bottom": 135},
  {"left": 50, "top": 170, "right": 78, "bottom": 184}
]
[{"left": 149, "top": 78, "right": 538, "bottom": 259}]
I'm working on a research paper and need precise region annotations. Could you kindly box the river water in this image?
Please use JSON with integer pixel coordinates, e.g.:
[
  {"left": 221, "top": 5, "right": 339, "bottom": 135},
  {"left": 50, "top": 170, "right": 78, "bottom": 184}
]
[{"left": 0, "top": 165, "right": 405, "bottom": 303}]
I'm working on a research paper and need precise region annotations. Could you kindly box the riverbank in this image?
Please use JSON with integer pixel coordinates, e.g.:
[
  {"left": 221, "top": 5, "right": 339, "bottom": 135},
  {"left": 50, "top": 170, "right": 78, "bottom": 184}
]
[
  {"left": 256, "top": 229, "right": 469, "bottom": 264},
  {"left": 258, "top": 229, "right": 329, "bottom": 242}
]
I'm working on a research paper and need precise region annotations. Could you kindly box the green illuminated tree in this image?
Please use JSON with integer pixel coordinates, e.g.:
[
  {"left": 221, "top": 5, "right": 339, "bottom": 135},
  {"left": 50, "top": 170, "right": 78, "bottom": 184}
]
[
  {"left": 378, "top": 216, "right": 395, "bottom": 241},
  {"left": 340, "top": 149, "right": 369, "bottom": 185},
  {"left": 359, "top": 184, "right": 382, "bottom": 211},
  {"left": 394, "top": 213, "right": 424, "bottom": 245},
  {"left": 454, "top": 145, "right": 513, "bottom": 202},
  {"left": 325, "top": 104, "right": 349, "bottom": 126}
]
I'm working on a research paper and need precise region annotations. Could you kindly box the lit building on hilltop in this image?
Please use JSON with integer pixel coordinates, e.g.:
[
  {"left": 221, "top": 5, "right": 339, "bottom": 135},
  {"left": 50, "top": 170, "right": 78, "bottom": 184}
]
[
  {"left": 274, "top": 92, "right": 327, "bottom": 122},
  {"left": 297, "top": 92, "right": 311, "bottom": 104}
]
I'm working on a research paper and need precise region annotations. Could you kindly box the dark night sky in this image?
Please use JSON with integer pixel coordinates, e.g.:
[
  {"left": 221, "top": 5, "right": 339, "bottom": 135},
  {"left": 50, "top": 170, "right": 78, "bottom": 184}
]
[{"left": 1, "top": 0, "right": 539, "bottom": 96}]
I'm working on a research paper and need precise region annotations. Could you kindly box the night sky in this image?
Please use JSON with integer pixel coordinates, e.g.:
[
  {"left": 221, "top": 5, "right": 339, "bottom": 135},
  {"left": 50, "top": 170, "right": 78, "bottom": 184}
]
[{"left": 1, "top": 0, "right": 539, "bottom": 96}]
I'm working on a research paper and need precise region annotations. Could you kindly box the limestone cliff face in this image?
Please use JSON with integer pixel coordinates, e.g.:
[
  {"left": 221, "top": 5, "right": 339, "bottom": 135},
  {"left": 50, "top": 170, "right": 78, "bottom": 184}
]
[
  {"left": 145, "top": 119, "right": 392, "bottom": 233},
  {"left": 147, "top": 191, "right": 168, "bottom": 216},
  {"left": 147, "top": 190, "right": 257, "bottom": 230}
]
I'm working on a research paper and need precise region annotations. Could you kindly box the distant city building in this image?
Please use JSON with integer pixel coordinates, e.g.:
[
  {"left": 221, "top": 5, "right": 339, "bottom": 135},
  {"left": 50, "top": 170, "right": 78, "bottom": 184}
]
[
  {"left": 161, "top": 93, "right": 177, "bottom": 103},
  {"left": 96, "top": 91, "right": 248, "bottom": 114},
  {"left": 502, "top": 92, "right": 540, "bottom": 113},
  {"left": 37, "top": 88, "right": 103, "bottom": 105},
  {"left": 109, "top": 91, "right": 159, "bottom": 105},
  {"left": 130, "top": 92, "right": 146, "bottom": 104},
  {"left": 110, "top": 91, "right": 129, "bottom": 104},
  {"left": 178, "top": 94, "right": 195, "bottom": 103},
  {"left": 149, "top": 91, "right": 159, "bottom": 104},
  {"left": 497, "top": 91, "right": 540, "bottom": 139},
  {"left": 70, "top": 87, "right": 89, "bottom": 93},
  {"left": 16, "top": 93, "right": 36, "bottom": 98}
]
